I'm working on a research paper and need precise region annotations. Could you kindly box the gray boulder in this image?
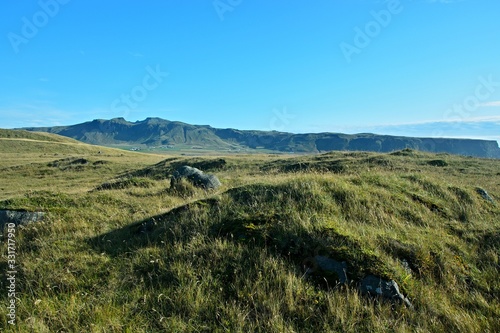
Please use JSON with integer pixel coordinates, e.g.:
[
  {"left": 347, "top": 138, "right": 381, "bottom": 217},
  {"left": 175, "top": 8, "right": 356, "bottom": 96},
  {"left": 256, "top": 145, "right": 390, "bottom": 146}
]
[
  {"left": 0, "top": 210, "right": 45, "bottom": 230},
  {"left": 171, "top": 165, "right": 221, "bottom": 190},
  {"left": 360, "top": 275, "right": 413, "bottom": 308},
  {"left": 173, "top": 165, "right": 203, "bottom": 179}
]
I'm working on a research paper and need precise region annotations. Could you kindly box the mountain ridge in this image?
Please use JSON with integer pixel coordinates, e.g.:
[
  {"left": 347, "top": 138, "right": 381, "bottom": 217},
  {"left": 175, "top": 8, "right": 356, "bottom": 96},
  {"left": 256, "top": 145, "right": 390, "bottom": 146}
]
[{"left": 20, "top": 117, "right": 500, "bottom": 158}]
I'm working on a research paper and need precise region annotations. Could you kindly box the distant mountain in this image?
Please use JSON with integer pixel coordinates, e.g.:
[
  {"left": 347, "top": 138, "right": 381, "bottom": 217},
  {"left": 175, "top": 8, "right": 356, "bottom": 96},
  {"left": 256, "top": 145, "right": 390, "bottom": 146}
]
[{"left": 21, "top": 117, "right": 500, "bottom": 158}]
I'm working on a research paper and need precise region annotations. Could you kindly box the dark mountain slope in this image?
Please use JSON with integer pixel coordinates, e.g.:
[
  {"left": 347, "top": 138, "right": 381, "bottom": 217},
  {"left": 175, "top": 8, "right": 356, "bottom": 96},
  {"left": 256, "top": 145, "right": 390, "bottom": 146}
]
[{"left": 21, "top": 117, "right": 500, "bottom": 158}]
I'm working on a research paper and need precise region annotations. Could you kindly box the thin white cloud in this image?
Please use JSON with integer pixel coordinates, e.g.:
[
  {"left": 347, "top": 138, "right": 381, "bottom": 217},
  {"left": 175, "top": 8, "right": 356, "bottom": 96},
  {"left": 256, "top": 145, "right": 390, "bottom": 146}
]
[
  {"left": 303, "top": 116, "right": 500, "bottom": 145},
  {"left": 364, "top": 119, "right": 500, "bottom": 143},
  {"left": 128, "top": 52, "right": 144, "bottom": 58},
  {"left": 0, "top": 104, "right": 77, "bottom": 128},
  {"left": 425, "top": 0, "right": 465, "bottom": 3},
  {"left": 479, "top": 101, "right": 500, "bottom": 107},
  {"left": 342, "top": 116, "right": 500, "bottom": 130}
]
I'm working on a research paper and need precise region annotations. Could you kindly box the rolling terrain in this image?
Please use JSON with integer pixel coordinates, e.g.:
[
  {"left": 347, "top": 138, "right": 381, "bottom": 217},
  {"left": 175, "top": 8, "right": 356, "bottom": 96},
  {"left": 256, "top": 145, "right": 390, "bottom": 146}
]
[
  {"left": 0, "top": 130, "right": 499, "bottom": 332},
  {"left": 21, "top": 117, "right": 500, "bottom": 158}
]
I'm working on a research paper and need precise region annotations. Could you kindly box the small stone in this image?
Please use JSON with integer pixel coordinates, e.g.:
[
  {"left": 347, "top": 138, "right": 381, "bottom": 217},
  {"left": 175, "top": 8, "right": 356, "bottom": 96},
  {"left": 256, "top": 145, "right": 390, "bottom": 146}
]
[
  {"left": 359, "top": 275, "right": 413, "bottom": 308},
  {"left": 0, "top": 210, "right": 45, "bottom": 230},
  {"left": 476, "top": 188, "right": 495, "bottom": 203}
]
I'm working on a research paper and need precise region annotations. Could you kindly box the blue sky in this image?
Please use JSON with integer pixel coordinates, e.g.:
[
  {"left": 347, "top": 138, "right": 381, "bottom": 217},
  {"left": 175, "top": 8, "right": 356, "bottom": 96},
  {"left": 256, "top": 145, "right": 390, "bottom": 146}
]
[{"left": 1, "top": 0, "right": 499, "bottom": 143}]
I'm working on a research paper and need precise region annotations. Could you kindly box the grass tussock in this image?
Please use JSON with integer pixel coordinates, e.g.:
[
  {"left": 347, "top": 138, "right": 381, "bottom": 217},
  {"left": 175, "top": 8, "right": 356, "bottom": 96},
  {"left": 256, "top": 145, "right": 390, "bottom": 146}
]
[{"left": 0, "top": 139, "right": 499, "bottom": 332}]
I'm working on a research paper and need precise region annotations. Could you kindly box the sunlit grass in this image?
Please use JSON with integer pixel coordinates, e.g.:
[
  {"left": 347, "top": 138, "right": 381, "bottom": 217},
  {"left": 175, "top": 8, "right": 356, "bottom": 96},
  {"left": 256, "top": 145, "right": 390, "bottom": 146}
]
[{"left": 0, "top": 135, "right": 499, "bottom": 332}]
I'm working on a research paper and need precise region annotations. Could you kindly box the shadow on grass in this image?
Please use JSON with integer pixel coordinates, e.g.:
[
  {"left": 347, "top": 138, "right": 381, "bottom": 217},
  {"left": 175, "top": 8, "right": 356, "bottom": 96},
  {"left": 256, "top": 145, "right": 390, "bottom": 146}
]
[{"left": 86, "top": 186, "right": 391, "bottom": 290}]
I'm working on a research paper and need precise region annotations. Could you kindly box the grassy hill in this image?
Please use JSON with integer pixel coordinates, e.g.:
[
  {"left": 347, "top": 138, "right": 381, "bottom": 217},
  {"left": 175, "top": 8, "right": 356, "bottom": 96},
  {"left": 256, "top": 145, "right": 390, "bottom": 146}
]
[
  {"left": 0, "top": 129, "right": 83, "bottom": 143},
  {"left": 0, "top": 130, "right": 164, "bottom": 195},
  {"left": 0, "top": 131, "right": 499, "bottom": 332},
  {"left": 0, "top": 129, "right": 109, "bottom": 156}
]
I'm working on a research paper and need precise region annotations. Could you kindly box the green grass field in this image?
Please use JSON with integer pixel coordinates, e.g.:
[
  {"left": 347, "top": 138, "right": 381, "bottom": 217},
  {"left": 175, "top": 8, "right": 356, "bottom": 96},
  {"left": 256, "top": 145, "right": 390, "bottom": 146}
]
[{"left": 0, "top": 131, "right": 499, "bottom": 332}]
